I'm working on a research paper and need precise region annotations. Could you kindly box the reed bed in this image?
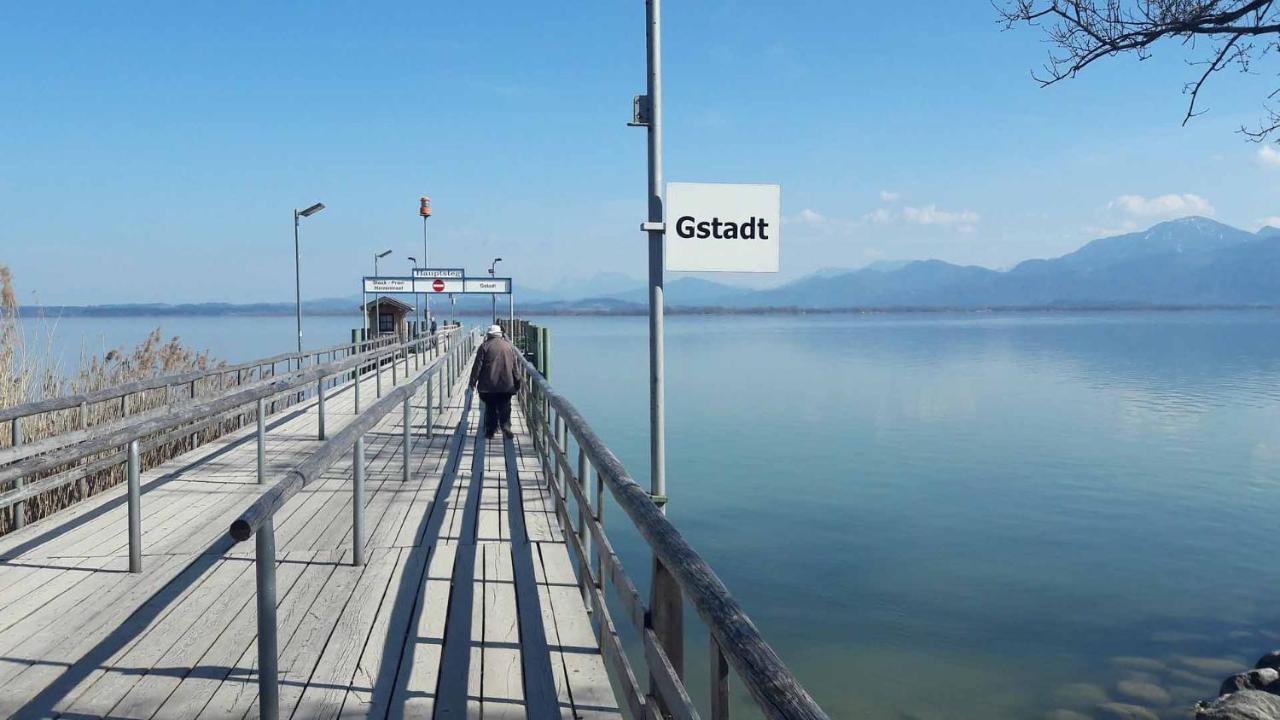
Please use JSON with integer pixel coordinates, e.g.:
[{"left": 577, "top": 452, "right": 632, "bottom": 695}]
[{"left": 0, "top": 265, "right": 252, "bottom": 535}]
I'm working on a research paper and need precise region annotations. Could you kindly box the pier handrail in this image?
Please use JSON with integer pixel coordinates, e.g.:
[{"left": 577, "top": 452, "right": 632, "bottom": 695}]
[
  {"left": 228, "top": 327, "right": 478, "bottom": 542},
  {"left": 223, "top": 327, "right": 481, "bottom": 720},
  {"left": 517, "top": 355, "right": 829, "bottom": 720},
  {"left": 0, "top": 334, "right": 398, "bottom": 428},
  {"left": 0, "top": 329, "right": 459, "bottom": 516}
]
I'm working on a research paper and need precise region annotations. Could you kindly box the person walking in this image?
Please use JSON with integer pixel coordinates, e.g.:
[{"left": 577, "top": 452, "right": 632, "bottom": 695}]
[{"left": 469, "top": 324, "right": 522, "bottom": 439}]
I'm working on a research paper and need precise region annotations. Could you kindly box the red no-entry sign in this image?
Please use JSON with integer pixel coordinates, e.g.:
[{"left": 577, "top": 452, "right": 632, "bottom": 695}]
[{"left": 432, "top": 278, "right": 446, "bottom": 292}]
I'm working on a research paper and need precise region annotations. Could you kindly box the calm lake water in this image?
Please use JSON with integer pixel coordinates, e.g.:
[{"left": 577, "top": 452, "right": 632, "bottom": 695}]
[{"left": 21, "top": 310, "right": 1280, "bottom": 718}]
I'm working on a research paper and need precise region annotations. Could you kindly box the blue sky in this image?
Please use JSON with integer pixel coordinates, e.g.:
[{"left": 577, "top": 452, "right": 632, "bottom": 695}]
[{"left": 2, "top": 1, "right": 1278, "bottom": 305}]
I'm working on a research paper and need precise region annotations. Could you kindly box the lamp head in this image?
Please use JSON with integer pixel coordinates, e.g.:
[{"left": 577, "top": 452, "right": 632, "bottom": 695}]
[{"left": 298, "top": 203, "right": 325, "bottom": 217}]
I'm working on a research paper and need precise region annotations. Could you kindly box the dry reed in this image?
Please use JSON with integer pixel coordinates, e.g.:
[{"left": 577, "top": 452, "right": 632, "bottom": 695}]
[{"left": 0, "top": 265, "right": 241, "bottom": 534}]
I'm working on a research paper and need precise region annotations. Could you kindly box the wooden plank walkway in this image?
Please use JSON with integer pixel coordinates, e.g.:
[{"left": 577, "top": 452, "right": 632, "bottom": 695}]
[{"left": 0, "top": 354, "right": 621, "bottom": 719}]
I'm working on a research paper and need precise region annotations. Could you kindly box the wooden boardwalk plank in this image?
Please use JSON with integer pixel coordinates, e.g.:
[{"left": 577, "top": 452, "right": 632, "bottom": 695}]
[{"left": 0, "top": 350, "right": 623, "bottom": 720}]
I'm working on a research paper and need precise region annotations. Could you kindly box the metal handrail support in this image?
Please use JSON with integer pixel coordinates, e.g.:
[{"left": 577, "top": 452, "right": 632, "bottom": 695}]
[{"left": 226, "top": 329, "right": 480, "bottom": 720}]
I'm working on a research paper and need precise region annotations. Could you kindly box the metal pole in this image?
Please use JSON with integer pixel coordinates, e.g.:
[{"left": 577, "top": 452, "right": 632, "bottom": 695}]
[
  {"left": 317, "top": 376, "right": 326, "bottom": 440},
  {"left": 127, "top": 439, "right": 142, "bottom": 573},
  {"left": 402, "top": 396, "right": 412, "bottom": 483},
  {"left": 425, "top": 379, "right": 435, "bottom": 438},
  {"left": 642, "top": 0, "right": 684, "bottom": 700},
  {"left": 257, "top": 398, "right": 266, "bottom": 484},
  {"left": 430, "top": 215, "right": 435, "bottom": 330},
  {"left": 294, "top": 210, "right": 303, "bottom": 354},
  {"left": 509, "top": 293, "right": 514, "bottom": 332},
  {"left": 353, "top": 437, "right": 366, "bottom": 566},
  {"left": 644, "top": 0, "right": 667, "bottom": 516},
  {"left": 255, "top": 517, "right": 280, "bottom": 720},
  {"left": 354, "top": 362, "right": 362, "bottom": 413}
]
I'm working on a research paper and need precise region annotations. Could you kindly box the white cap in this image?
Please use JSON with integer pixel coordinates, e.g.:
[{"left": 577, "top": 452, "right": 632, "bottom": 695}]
[{"left": 487, "top": 324, "right": 504, "bottom": 336}]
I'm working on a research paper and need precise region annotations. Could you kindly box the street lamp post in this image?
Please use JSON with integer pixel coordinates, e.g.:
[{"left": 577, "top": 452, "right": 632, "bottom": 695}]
[
  {"left": 408, "top": 257, "right": 419, "bottom": 337},
  {"left": 373, "top": 249, "right": 392, "bottom": 337},
  {"left": 420, "top": 197, "right": 432, "bottom": 328},
  {"left": 630, "top": 0, "right": 682, "bottom": 701},
  {"left": 293, "top": 202, "right": 325, "bottom": 353},
  {"left": 489, "top": 257, "right": 503, "bottom": 324}
]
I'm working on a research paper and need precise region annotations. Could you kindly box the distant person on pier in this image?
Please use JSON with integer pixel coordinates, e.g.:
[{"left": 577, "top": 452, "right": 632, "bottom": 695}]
[
  {"left": 469, "top": 324, "right": 522, "bottom": 439},
  {"left": 429, "top": 318, "right": 438, "bottom": 335}
]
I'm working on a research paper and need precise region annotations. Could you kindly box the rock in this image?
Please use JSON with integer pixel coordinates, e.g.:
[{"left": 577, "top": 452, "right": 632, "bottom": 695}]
[
  {"left": 1114, "top": 657, "right": 1172, "bottom": 673},
  {"left": 1097, "top": 702, "right": 1161, "bottom": 720},
  {"left": 1118, "top": 681, "right": 1173, "bottom": 706},
  {"left": 1221, "top": 669, "right": 1280, "bottom": 696},
  {"left": 1255, "top": 652, "right": 1280, "bottom": 672},
  {"left": 1194, "top": 690, "right": 1280, "bottom": 719},
  {"left": 1053, "top": 683, "right": 1110, "bottom": 708},
  {"left": 1179, "top": 658, "right": 1247, "bottom": 676},
  {"left": 1046, "top": 710, "right": 1093, "bottom": 720}
]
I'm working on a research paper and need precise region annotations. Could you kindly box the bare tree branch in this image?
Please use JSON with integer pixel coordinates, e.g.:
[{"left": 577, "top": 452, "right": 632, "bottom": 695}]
[{"left": 999, "top": 0, "right": 1280, "bottom": 139}]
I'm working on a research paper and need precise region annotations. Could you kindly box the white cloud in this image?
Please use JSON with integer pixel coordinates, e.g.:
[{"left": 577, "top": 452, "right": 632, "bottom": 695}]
[
  {"left": 878, "top": 190, "right": 900, "bottom": 202},
  {"left": 795, "top": 208, "right": 825, "bottom": 225},
  {"left": 1108, "top": 193, "right": 1214, "bottom": 219},
  {"left": 1259, "top": 145, "right": 1280, "bottom": 168},
  {"left": 860, "top": 203, "right": 980, "bottom": 231},
  {"left": 901, "top": 204, "right": 981, "bottom": 227},
  {"left": 863, "top": 207, "right": 894, "bottom": 224}
]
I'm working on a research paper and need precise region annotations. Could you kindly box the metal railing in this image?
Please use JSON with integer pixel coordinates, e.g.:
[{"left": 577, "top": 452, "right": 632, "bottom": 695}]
[
  {"left": 518, "top": 356, "right": 828, "bottom": 720},
  {"left": 225, "top": 328, "right": 481, "bottom": 720},
  {"left": 0, "top": 328, "right": 461, "bottom": 547}
]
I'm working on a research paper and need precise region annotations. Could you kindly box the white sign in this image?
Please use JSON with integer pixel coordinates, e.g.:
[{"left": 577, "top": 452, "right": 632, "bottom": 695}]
[
  {"left": 463, "top": 278, "right": 511, "bottom": 294},
  {"left": 364, "top": 277, "right": 413, "bottom": 293},
  {"left": 665, "top": 182, "right": 780, "bottom": 273},
  {"left": 413, "top": 278, "right": 465, "bottom": 294},
  {"left": 412, "top": 267, "right": 465, "bottom": 279}
]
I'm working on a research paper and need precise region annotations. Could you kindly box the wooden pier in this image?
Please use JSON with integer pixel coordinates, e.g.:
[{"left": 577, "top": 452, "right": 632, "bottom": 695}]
[{"left": 0, "top": 325, "right": 828, "bottom": 720}]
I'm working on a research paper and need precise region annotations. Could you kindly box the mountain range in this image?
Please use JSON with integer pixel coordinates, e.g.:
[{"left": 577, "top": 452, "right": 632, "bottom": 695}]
[
  {"left": 21, "top": 217, "right": 1280, "bottom": 317},
  {"left": 525, "top": 216, "right": 1280, "bottom": 311}
]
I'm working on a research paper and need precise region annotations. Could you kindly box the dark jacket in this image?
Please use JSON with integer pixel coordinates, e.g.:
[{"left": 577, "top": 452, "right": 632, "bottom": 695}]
[{"left": 470, "top": 336, "right": 522, "bottom": 394}]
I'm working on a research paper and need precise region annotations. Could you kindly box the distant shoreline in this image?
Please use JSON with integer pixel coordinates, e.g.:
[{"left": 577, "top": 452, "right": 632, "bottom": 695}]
[{"left": 11, "top": 303, "right": 1280, "bottom": 319}]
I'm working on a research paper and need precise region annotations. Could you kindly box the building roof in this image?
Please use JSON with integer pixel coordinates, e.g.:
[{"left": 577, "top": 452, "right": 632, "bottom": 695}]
[{"left": 361, "top": 296, "right": 414, "bottom": 313}]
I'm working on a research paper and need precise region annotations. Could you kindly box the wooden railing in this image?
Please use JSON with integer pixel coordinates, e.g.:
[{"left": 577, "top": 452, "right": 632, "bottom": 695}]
[
  {"left": 0, "top": 329, "right": 459, "bottom": 537},
  {"left": 517, "top": 355, "right": 829, "bottom": 720},
  {"left": 225, "top": 328, "right": 481, "bottom": 720}
]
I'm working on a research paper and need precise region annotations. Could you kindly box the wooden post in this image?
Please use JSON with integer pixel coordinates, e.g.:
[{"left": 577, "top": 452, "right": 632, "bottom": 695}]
[
  {"left": 711, "top": 635, "right": 730, "bottom": 720},
  {"left": 650, "top": 560, "right": 685, "bottom": 712},
  {"left": 11, "top": 419, "right": 23, "bottom": 530}
]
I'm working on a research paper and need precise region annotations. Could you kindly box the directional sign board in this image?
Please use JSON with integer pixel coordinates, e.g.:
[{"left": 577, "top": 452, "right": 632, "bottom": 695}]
[
  {"left": 464, "top": 278, "right": 511, "bottom": 294},
  {"left": 412, "top": 267, "right": 464, "bottom": 279},
  {"left": 665, "top": 182, "right": 780, "bottom": 273},
  {"left": 417, "top": 278, "right": 464, "bottom": 294},
  {"left": 364, "top": 275, "right": 510, "bottom": 294},
  {"left": 363, "top": 277, "right": 414, "bottom": 293}
]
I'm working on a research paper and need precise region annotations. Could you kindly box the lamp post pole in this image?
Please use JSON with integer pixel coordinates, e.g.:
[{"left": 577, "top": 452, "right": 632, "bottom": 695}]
[
  {"left": 408, "top": 257, "right": 419, "bottom": 337},
  {"left": 635, "top": 0, "right": 682, "bottom": 703},
  {"left": 373, "top": 250, "right": 391, "bottom": 338},
  {"left": 293, "top": 203, "right": 325, "bottom": 353},
  {"left": 294, "top": 211, "right": 303, "bottom": 353},
  {"left": 489, "top": 258, "right": 502, "bottom": 324},
  {"left": 420, "top": 197, "right": 432, "bottom": 329}
]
